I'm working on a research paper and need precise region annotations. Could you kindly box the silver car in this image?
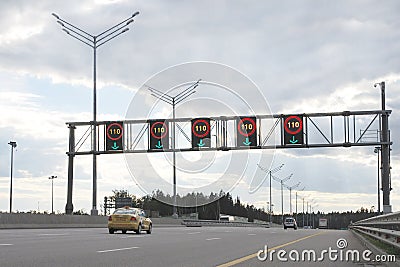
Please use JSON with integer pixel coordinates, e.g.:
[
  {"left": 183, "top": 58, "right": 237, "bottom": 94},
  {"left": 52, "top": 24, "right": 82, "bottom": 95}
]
[{"left": 284, "top": 217, "right": 297, "bottom": 230}]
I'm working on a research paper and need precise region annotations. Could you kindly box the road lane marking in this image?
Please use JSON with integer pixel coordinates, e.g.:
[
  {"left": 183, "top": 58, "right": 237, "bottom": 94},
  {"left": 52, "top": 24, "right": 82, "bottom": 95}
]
[
  {"left": 187, "top": 232, "right": 201, "bottom": 235},
  {"left": 0, "top": 244, "right": 13, "bottom": 246},
  {"left": 206, "top": 237, "right": 221, "bottom": 241},
  {"left": 216, "top": 231, "right": 325, "bottom": 267},
  {"left": 97, "top": 246, "right": 139, "bottom": 253},
  {"left": 248, "top": 233, "right": 256, "bottom": 236}
]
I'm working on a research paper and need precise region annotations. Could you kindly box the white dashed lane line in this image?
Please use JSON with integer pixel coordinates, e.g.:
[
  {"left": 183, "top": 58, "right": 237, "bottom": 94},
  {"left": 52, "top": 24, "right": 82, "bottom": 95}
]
[
  {"left": 206, "top": 238, "right": 221, "bottom": 241},
  {"left": 97, "top": 246, "right": 139, "bottom": 253},
  {"left": 187, "top": 232, "right": 201, "bottom": 235},
  {"left": 0, "top": 244, "right": 13, "bottom": 246}
]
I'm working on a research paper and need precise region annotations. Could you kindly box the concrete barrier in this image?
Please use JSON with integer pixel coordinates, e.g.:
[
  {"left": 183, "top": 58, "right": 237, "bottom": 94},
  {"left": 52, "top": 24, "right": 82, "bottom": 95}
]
[{"left": 0, "top": 213, "right": 184, "bottom": 229}]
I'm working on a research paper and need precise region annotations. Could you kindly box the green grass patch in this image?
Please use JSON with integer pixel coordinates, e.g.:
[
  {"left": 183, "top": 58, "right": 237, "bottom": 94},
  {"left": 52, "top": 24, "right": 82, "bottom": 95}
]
[{"left": 360, "top": 232, "right": 400, "bottom": 256}]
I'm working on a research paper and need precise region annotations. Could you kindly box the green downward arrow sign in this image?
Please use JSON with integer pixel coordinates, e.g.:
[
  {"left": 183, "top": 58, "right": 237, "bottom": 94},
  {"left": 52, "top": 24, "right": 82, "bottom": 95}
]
[
  {"left": 289, "top": 136, "right": 298, "bottom": 144},
  {"left": 198, "top": 139, "right": 205, "bottom": 147},
  {"left": 243, "top": 137, "right": 252, "bottom": 146},
  {"left": 111, "top": 141, "right": 119, "bottom": 150}
]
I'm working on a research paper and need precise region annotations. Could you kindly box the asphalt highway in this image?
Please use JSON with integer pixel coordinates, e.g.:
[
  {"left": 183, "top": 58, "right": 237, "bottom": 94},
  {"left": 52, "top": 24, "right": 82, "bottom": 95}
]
[{"left": 0, "top": 226, "right": 394, "bottom": 267}]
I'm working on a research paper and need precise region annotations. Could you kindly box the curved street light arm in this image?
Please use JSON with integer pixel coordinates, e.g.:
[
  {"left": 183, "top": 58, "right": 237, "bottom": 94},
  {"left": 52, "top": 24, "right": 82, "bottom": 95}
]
[
  {"left": 62, "top": 30, "right": 94, "bottom": 48},
  {"left": 61, "top": 24, "right": 94, "bottom": 44},
  {"left": 97, "top": 24, "right": 129, "bottom": 44},
  {"left": 146, "top": 85, "right": 174, "bottom": 100},
  {"left": 175, "top": 90, "right": 197, "bottom": 105},
  {"left": 150, "top": 94, "right": 173, "bottom": 106},
  {"left": 96, "top": 12, "right": 139, "bottom": 38},
  {"left": 97, "top": 28, "right": 130, "bottom": 48},
  {"left": 53, "top": 13, "right": 94, "bottom": 38},
  {"left": 175, "top": 79, "right": 201, "bottom": 99}
]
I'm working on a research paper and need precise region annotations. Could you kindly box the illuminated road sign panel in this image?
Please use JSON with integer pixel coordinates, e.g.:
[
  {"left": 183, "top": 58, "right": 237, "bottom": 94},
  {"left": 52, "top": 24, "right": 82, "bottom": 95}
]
[
  {"left": 237, "top": 117, "right": 258, "bottom": 147},
  {"left": 149, "top": 120, "right": 169, "bottom": 151},
  {"left": 191, "top": 118, "right": 211, "bottom": 148},
  {"left": 283, "top": 115, "right": 304, "bottom": 145},
  {"left": 105, "top": 121, "right": 124, "bottom": 151}
]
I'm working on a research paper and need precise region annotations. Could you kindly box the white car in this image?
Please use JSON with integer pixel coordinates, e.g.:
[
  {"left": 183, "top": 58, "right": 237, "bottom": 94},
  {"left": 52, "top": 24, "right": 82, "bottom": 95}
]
[{"left": 283, "top": 217, "right": 297, "bottom": 230}]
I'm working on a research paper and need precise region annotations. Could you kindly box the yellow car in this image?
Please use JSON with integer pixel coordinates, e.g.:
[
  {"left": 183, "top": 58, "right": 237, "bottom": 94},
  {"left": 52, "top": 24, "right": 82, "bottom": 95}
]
[{"left": 108, "top": 206, "right": 152, "bottom": 234}]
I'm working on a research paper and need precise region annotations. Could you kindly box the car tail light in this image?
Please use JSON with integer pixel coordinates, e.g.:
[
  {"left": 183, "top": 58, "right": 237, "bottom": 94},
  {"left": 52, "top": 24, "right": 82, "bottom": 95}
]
[
  {"left": 108, "top": 216, "right": 112, "bottom": 221},
  {"left": 130, "top": 216, "right": 136, "bottom": 221}
]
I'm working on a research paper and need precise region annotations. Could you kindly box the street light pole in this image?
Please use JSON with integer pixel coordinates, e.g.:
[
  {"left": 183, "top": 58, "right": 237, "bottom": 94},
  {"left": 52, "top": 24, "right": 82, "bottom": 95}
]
[
  {"left": 52, "top": 12, "right": 139, "bottom": 215},
  {"left": 148, "top": 80, "right": 200, "bottom": 218},
  {"left": 257, "top": 163, "right": 284, "bottom": 224},
  {"left": 272, "top": 173, "right": 292, "bottom": 224},
  {"left": 8, "top": 141, "right": 17, "bottom": 213},
  {"left": 49, "top": 176, "right": 58, "bottom": 214},
  {"left": 283, "top": 182, "right": 300, "bottom": 215}
]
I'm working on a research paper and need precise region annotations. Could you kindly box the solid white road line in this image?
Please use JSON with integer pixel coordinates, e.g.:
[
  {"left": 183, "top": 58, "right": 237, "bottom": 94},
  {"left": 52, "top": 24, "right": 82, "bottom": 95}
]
[
  {"left": 206, "top": 237, "right": 221, "bottom": 241},
  {"left": 97, "top": 246, "right": 139, "bottom": 253}
]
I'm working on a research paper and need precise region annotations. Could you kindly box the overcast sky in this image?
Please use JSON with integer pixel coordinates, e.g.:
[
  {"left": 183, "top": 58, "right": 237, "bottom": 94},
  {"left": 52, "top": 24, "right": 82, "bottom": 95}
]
[{"left": 0, "top": 0, "right": 399, "bottom": 215}]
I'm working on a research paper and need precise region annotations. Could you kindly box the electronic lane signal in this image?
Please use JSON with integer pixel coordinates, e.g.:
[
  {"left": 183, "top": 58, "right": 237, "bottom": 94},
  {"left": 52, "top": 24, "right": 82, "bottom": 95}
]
[
  {"left": 105, "top": 121, "right": 124, "bottom": 151},
  {"left": 283, "top": 115, "right": 304, "bottom": 145},
  {"left": 237, "top": 117, "right": 258, "bottom": 147},
  {"left": 149, "top": 120, "right": 169, "bottom": 151},
  {"left": 191, "top": 118, "right": 211, "bottom": 148}
]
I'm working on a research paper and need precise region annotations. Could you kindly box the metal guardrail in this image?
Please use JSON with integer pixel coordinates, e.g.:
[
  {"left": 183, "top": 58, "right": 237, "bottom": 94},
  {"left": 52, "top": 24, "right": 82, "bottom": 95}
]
[
  {"left": 182, "top": 219, "right": 269, "bottom": 228},
  {"left": 350, "top": 212, "right": 400, "bottom": 250}
]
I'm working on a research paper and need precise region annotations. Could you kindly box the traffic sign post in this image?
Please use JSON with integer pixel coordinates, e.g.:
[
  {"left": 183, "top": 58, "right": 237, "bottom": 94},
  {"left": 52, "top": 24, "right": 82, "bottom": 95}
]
[
  {"left": 105, "top": 121, "right": 124, "bottom": 151},
  {"left": 237, "top": 117, "right": 258, "bottom": 147},
  {"left": 191, "top": 118, "right": 211, "bottom": 148},
  {"left": 149, "top": 120, "right": 169, "bottom": 151},
  {"left": 283, "top": 115, "right": 304, "bottom": 145}
]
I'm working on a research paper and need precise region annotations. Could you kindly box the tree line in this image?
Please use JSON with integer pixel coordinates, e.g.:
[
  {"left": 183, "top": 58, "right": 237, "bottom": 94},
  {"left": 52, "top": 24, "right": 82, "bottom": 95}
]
[{"left": 105, "top": 189, "right": 377, "bottom": 228}]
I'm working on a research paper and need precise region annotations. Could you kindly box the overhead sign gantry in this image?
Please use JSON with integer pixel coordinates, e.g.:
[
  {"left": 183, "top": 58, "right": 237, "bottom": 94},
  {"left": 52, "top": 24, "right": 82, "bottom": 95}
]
[{"left": 65, "top": 82, "right": 392, "bottom": 215}]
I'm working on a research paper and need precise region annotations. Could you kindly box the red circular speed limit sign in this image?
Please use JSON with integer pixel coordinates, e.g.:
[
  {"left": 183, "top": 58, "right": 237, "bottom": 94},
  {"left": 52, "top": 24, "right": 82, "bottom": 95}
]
[
  {"left": 150, "top": 121, "right": 168, "bottom": 139},
  {"left": 106, "top": 123, "right": 123, "bottom": 141},
  {"left": 237, "top": 117, "right": 256, "bottom": 136},
  {"left": 284, "top": 116, "right": 303, "bottom": 135},
  {"left": 192, "top": 119, "right": 210, "bottom": 138}
]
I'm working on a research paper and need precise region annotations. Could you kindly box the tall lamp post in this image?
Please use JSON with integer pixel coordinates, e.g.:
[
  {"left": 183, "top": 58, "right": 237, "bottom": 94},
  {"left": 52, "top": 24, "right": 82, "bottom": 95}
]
[
  {"left": 52, "top": 12, "right": 139, "bottom": 215},
  {"left": 283, "top": 181, "right": 300, "bottom": 215},
  {"left": 374, "top": 146, "right": 381, "bottom": 214},
  {"left": 49, "top": 175, "right": 58, "bottom": 214},
  {"left": 257, "top": 163, "right": 284, "bottom": 224},
  {"left": 295, "top": 186, "right": 305, "bottom": 224},
  {"left": 8, "top": 141, "right": 17, "bottom": 213},
  {"left": 272, "top": 173, "right": 293, "bottom": 224},
  {"left": 147, "top": 80, "right": 200, "bottom": 218}
]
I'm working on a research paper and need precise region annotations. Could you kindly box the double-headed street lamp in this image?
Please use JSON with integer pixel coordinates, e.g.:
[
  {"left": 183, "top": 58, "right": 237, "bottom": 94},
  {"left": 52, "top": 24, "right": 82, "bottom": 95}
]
[
  {"left": 49, "top": 175, "right": 58, "bottom": 214},
  {"left": 8, "top": 141, "right": 17, "bottom": 213},
  {"left": 52, "top": 12, "right": 139, "bottom": 215},
  {"left": 147, "top": 80, "right": 201, "bottom": 218},
  {"left": 257, "top": 163, "right": 284, "bottom": 224}
]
